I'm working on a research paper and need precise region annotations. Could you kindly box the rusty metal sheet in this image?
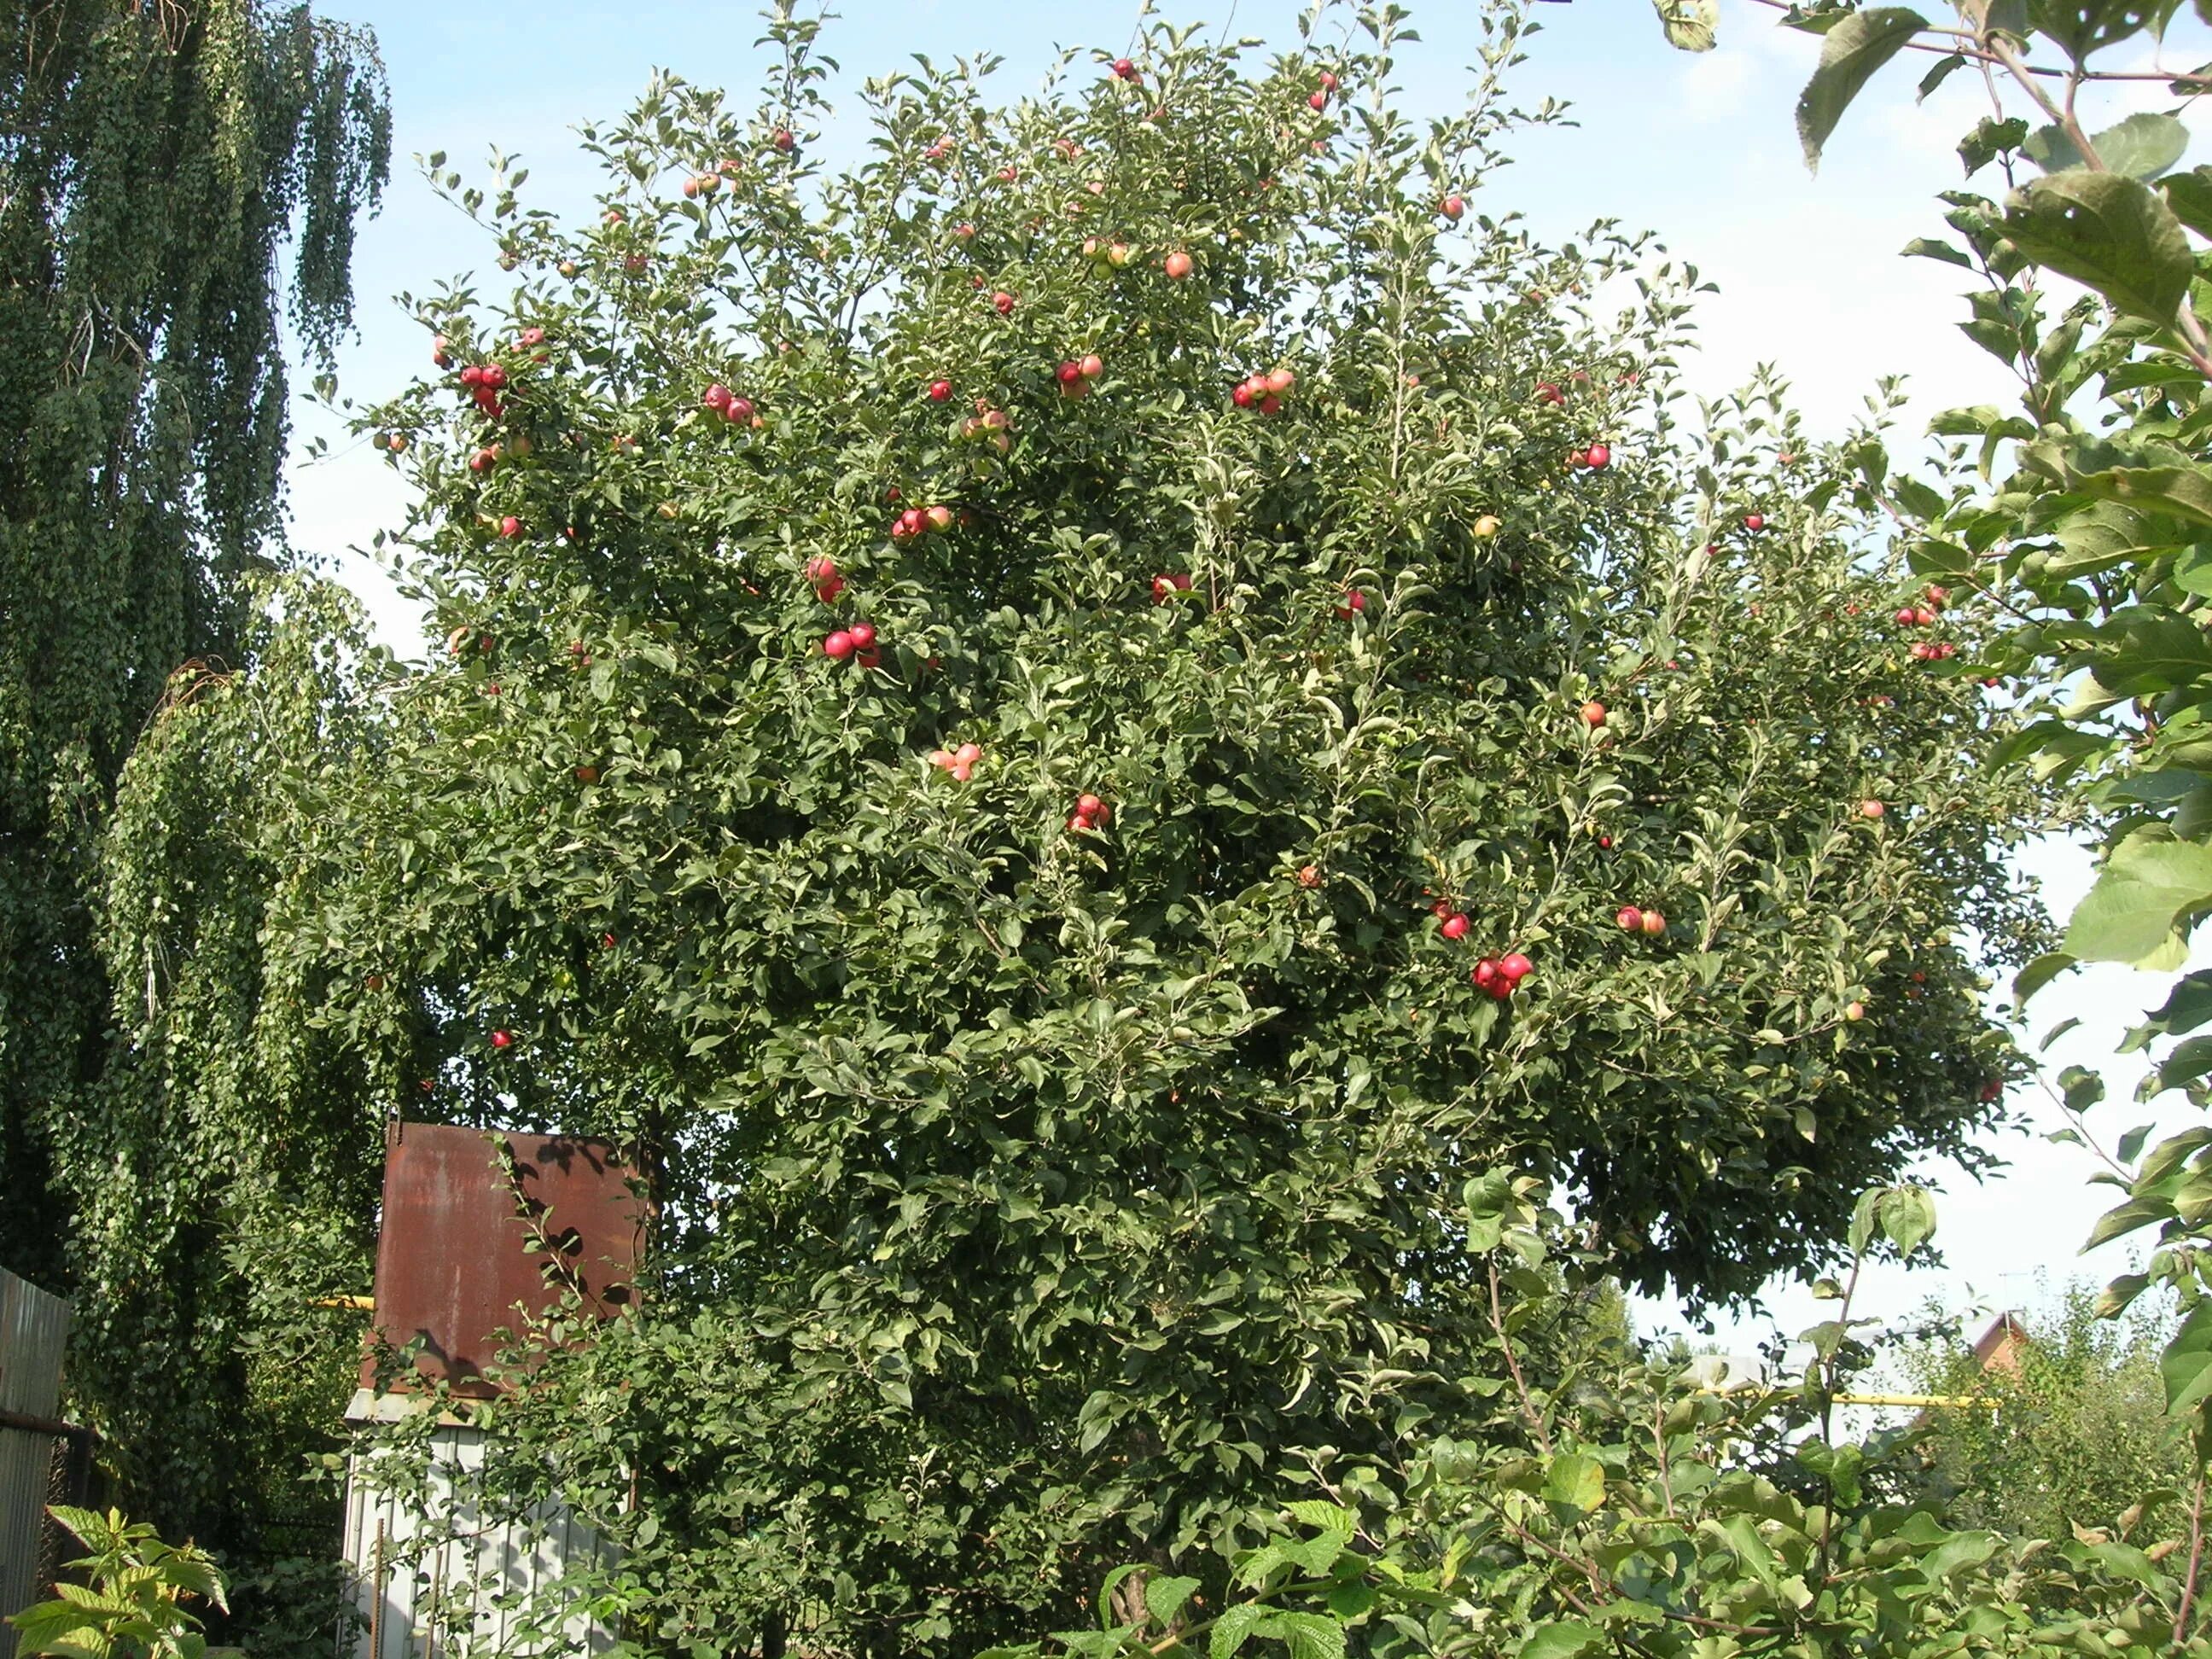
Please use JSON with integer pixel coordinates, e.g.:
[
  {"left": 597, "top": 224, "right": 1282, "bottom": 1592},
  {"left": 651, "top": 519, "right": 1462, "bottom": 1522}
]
[{"left": 365, "top": 1123, "right": 643, "bottom": 1396}]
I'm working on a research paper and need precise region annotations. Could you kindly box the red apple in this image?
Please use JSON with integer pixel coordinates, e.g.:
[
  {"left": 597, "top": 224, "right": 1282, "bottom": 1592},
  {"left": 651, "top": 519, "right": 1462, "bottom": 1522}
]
[
  {"left": 1579, "top": 700, "right": 1606, "bottom": 727},
  {"left": 1859, "top": 798, "right": 1885, "bottom": 819},
  {"left": 992, "top": 290, "right": 1016, "bottom": 314},
  {"left": 1259, "top": 394, "right": 1283, "bottom": 416},
  {"left": 1499, "top": 952, "right": 1532, "bottom": 982},
  {"left": 1112, "top": 56, "right": 1139, "bottom": 81},
  {"left": 1309, "top": 90, "right": 1329, "bottom": 109},
  {"left": 1335, "top": 591, "right": 1367, "bottom": 619},
  {"left": 1164, "top": 250, "right": 1193, "bottom": 279},
  {"left": 1318, "top": 70, "right": 1339, "bottom": 90},
  {"left": 928, "top": 379, "right": 952, "bottom": 401},
  {"left": 499, "top": 515, "right": 521, "bottom": 538},
  {"left": 1152, "top": 573, "right": 1192, "bottom": 602},
  {"left": 824, "top": 631, "right": 856, "bottom": 661},
  {"left": 1080, "top": 353, "right": 1103, "bottom": 380},
  {"left": 1584, "top": 442, "right": 1611, "bottom": 469},
  {"left": 1076, "top": 794, "right": 1106, "bottom": 820},
  {"left": 848, "top": 622, "right": 876, "bottom": 650},
  {"left": 1441, "top": 195, "right": 1464, "bottom": 220},
  {"left": 1231, "top": 383, "right": 1255, "bottom": 409},
  {"left": 1535, "top": 381, "right": 1564, "bottom": 405},
  {"left": 703, "top": 383, "right": 732, "bottom": 410},
  {"left": 492, "top": 1028, "right": 514, "bottom": 1050},
  {"left": 1615, "top": 905, "right": 1644, "bottom": 933},
  {"left": 1743, "top": 513, "right": 1766, "bottom": 532},
  {"left": 1441, "top": 913, "right": 1470, "bottom": 940},
  {"left": 1639, "top": 909, "right": 1667, "bottom": 937},
  {"left": 772, "top": 128, "right": 795, "bottom": 152}
]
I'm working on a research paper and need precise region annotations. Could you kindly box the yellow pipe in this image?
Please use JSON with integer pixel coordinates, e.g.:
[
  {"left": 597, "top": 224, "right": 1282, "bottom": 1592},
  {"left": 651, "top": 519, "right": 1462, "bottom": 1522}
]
[{"left": 311, "top": 1294, "right": 375, "bottom": 1311}]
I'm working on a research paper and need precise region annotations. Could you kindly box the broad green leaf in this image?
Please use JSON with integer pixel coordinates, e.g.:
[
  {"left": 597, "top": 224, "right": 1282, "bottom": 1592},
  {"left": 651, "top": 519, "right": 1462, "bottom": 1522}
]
[
  {"left": 1145, "top": 1576, "right": 1202, "bottom": 1627},
  {"left": 2002, "top": 170, "right": 2195, "bottom": 323},
  {"left": 2090, "top": 111, "right": 2190, "bottom": 179},
  {"left": 2063, "top": 835, "right": 2212, "bottom": 963},
  {"left": 2162, "top": 164, "right": 2212, "bottom": 237},
  {"left": 1517, "top": 1622, "right": 1604, "bottom": 1659},
  {"left": 1796, "top": 9, "right": 1928, "bottom": 172},
  {"left": 1543, "top": 1452, "right": 1605, "bottom": 1514},
  {"left": 2162, "top": 1301, "right": 2212, "bottom": 1416},
  {"left": 1879, "top": 1185, "right": 1937, "bottom": 1258}
]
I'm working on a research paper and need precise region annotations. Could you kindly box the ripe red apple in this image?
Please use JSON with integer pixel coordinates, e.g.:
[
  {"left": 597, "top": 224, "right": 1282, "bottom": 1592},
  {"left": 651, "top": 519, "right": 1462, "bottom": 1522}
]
[
  {"left": 499, "top": 515, "right": 521, "bottom": 538},
  {"left": 1859, "top": 798, "right": 1885, "bottom": 819},
  {"left": 817, "top": 575, "right": 846, "bottom": 602},
  {"left": 1487, "top": 977, "right": 1514, "bottom": 1002},
  {"left": 433, "top": 335, "right": 453, "bottom": 368},
  {"left": 1069, "top": 813, "right": 1093, "bottom": 832},
  {"left": 824, "top": 631, "right": 856, "bottom": 661},
  {"left": 1296, "top": 864, "right": 1322, "bottom": 888},
  {"left": 1499, "top": 952, "right": 1533, "bottom": 982},
  {"left": 1441, "top": 913, "right": 1470, "bottom": 940},
  {"left": 481, "top": 364, "right": 508, "bottom": 391},
  {"left": 1164, "top": 250, "right": 1193, "bottom": 279},
  {"left": 1076, "top": 794, "right": 1106, "bottom": 821},
  {"left": 1473, "top": 958, "right": 1500, "bottom": 987},
  {"left": 703, "top": 383, "right": 732, "bottom": 410},
  {"left": 492, "top": 1029, "right": 514, "bottom": 1050},
  {"left": 1231, "top": 383, "right": 1255, "bottom": 409},
  {"left": 925, "top": 504, "right": 954, "bottom": 533},
  {"left": 1743, "top": 513, "right": 1766, "bottom": 532},
  {"left": 772, "top": 128, "right": 795, "bottom": 152},
  {"left": 992, "top": 290, "right": 1016, "bottom": 314},
  {"left": 1112, "top": 56, "right": 1139, "bottom": 81},
  {"left": 848, "top": 622, "right": 876, "bottom": 650},
  {"left": 1534, "top": 381, "right": 1563, "bottom": 405},
  {"left": 1309, "top": 90, "right": 1329, "bottom": 110},
  {"left": 1615, "top": 905, "right": 1644, "bottom": 933},
  {"left": 602, "top": 933, "right": 618, "bottom": 950},
  {"left": 1318, "top": 70, "right": 1339, "bottom": 90},
  {"left": 1584, "top": 442, "right": 1611, "bottom": 469},
  {"left": 1266, "top": 367, "right": 1296, "bottom": 394},
  {"left": 857, "top": 648, "right": 882, "bottom": 669},
  {"left": 955, "top": 742, "right": 981, "bottom": 765},
  {"left": 1579, "top": 700, "right": 1606, "bottom": 727},
  {"left": 575, "top": 765, "right": 600, "bottom": 784},
  {"left": 928, "top": 379, "right": 952, "bottom": 401},
  {"left": 1080, "top": 353, "right": 1103, "bottom": 380},
  {"left": 950, "top": 762, "right": 973, "bottom": 781},
  {"left": 1639, "top": 909, "right": 1667, "bottom": 937},
  {"left": 1845, "top": 1001, "right": 1866, "bottom": 1022},
  {"left": 1335, "top": 590, "right": 1367, "bottom": 619},
  {"left": 1152, "top": 573, "right": 1193, "bottom": 602},
  {"left": 1259, "top": 393, "right": 1283, "bottom": 416},
  {"left": 805, "top": 555, "right": 838, "bottom": 585},
  {"left": 1441, "top": 195, "right": 1464, "bottom": 220}
]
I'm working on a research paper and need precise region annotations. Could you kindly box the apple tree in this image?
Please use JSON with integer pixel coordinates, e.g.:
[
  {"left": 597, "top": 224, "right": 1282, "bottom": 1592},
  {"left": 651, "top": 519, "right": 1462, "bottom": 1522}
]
[{"left": 114, "top": 0, "right": 2051, "bottom": 1644}]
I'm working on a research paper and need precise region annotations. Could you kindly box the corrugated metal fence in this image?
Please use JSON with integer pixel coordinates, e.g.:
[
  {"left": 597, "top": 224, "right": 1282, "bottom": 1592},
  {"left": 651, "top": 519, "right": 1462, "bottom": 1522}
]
[{"left": 0, "top": 1268, "right": 71, "bottom": 1659}]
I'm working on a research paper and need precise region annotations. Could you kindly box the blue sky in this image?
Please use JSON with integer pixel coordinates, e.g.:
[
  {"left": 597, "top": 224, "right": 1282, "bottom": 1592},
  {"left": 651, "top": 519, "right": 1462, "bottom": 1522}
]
[{"left": 284, "top": 0, "right": 2212, "bottom": 1359}]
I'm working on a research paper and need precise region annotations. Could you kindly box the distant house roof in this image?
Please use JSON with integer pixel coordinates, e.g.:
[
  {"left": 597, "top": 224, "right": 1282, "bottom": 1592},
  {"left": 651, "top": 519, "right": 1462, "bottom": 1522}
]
[{"left": 1970, "top": 1312, "right": 2030, "bottom": 1377}]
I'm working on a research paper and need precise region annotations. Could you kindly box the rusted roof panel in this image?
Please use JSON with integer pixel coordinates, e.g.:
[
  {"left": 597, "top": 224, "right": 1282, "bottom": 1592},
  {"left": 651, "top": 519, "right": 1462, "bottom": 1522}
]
[{"left": 365, "top": 1123, "right": 643, "bottom": 1396}]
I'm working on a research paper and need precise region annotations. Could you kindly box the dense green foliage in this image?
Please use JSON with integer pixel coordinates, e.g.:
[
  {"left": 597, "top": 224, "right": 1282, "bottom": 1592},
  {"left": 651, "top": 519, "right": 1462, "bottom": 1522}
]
[
  {"left": 7, "top": 1506, "right": 229, "bottom": 1659},
  {"left": 1645, "top": 0, "right": 2212, "bottom": 1460},
  {"left": 77, "top": 0, "right": 2068, "bottom": 1646},
  {"left": 0, "top": 0, "right": 388, "bottom": 1290},
  {"left": 1901, "top": 1286, "right": 2192, "bottom": 1544},
  {"left": 1010, "top": 1179, "right": 2212, "bottom": 1658}
]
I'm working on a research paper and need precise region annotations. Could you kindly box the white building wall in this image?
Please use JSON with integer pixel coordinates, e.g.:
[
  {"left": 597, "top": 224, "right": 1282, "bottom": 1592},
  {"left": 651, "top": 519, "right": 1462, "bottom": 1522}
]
[{"left": 341, "top": 1400, "right": 616, "bottom": 1659}]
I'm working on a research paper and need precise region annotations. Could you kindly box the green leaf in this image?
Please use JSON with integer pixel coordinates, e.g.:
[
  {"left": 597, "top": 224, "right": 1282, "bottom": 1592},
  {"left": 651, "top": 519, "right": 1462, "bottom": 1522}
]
[
  {"left": 2002, "top": 170, "right": 2195, "bottom": 323},
  {"left": 2064, "top": 835, "right": 2212, "bottom": 963},
  {"left": 1543, "top": 1452, "right": 1606, "bottom": 1515},
  {"left": 1797, "top": 9, "right": 1927, "bottom": 172},
  {"left": 1517, "top": 1623, "right": 1604, "bottom": 1659},
  {"left": 1145, "top": 1576, "right": 1201, "bottom": 1627},
  {"left": 1968, "top": 115, "right": 2034, "bottom": 175},
  {"left": 2162, "top": 165, "right": 2212, "bottom": 237},
  {"left": 1210, "top": 1604, "right": 1269, "bottom": 1659},
  {"left": 2015, "top": 951, "right": 2078, "bottom": 1004},
  {"left": 1879, "top": 1185, "right": 1938, "bottom": 1259},
  {"left": 2162, "top": 1301, "right": 2212, "bottom": 1416},
  {"left": 2090, "top": 112, "right": 2191, "bottom": 180},
  {"left": 1653, "top": 0, "right": 1720, "bottom": 50}
]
